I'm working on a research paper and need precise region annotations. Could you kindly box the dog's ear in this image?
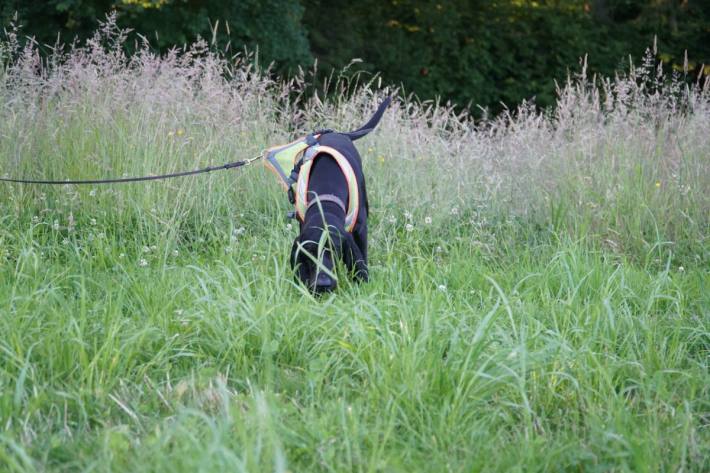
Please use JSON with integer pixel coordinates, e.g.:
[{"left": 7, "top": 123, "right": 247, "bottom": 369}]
[
  {"left": 290, "top": 236, "right": 312, "bottom": 284},
  {"left": 339, "top": 232, "right": 369, "bottom": 282}
]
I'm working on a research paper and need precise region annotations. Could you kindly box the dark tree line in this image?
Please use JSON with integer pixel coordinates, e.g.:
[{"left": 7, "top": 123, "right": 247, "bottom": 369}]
[{"left": 2, "top": 0, "right": 708, "bottom": 113}]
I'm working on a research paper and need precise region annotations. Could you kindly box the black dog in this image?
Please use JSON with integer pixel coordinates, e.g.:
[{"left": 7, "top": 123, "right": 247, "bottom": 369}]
[{"left": 290, "top": 132, "right": 369, "bottom": 294}]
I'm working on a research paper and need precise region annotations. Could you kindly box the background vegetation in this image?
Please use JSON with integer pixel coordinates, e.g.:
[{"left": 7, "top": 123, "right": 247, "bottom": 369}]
[
  {"left": 0, "top": 17, "right": 708, "bottom": 471},
  {"left": 2, "top": 0, "right": 709, "bottom": 113}
]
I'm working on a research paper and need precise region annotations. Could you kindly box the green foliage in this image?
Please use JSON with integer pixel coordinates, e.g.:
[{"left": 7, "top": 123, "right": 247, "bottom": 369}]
[
  {"left": 0, "top": 0, "right": 312, "bottom": 72},
  {"left": 303, "top": 0, "right": 710, "bottom": 113},
  {"left": 1, "top": 0, "right": 709, "bottom": 117},
  {"left": 0, "top": 24, "right": 708, "bottom": 471}
]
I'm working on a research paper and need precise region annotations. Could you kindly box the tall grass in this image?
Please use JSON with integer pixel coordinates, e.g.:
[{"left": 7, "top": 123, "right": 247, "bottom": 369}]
[{"left": 1, "top": 17, "right": 708, "bottom": 472}]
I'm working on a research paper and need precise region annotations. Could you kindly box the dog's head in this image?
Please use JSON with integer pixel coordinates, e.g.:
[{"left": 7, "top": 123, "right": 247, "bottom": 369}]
[{"left": 290, "top": 206, "right": 367, "bottom": 294}]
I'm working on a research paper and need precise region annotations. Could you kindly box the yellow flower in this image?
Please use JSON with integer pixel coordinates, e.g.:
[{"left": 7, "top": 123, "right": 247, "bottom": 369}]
[
  {"left": 176, "top": 129, "right": 185, "bottom": 137},
  {"left": 378, "top": 156, "right": 385, "bottom": 164},
  {"left": 655, "top": 181, "right": 661, "bottom": 188}
]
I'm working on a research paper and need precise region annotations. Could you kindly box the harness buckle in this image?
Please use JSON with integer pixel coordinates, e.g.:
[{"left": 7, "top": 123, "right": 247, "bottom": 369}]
[{"left": 287, "top": 186, "right": 295, "bottom": 205}]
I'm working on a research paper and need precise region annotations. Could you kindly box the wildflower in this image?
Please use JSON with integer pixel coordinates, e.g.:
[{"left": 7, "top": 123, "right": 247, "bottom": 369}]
[
  {"left": 405, "top": 223, "right": 414, "bottom": 232},
  {"left": 225, "top": 246, "right": 232, "bottom": 253},
  {"left": 234, "top": 227, "right": 246, "bottom": 236},
  {"left": 31, "top": 216, "right": 39, "bottom": 223},
  {"left": 286, "top": 223, "right": 292, "bottom": 231},
  {"left": 52, "top": 220, "right": 60, "bottom": 230},
  {"left": 435, "top": 246, "right": 443, "bottom": 253},
  {"left": 119, "top": 253, "right": 125, "bottom": 258},
  {"left": 450, "top": 206, "right": 459, "bottom": 216},
  {"left": 90, "top": 218, "right": 97, "bottom": 226},
  {"left": 150, "top": 245, "right": 157, "bottom": 251},
  {"left": 404, "top": 211, "right": 412, "bottom": 220},
  {"left": 388, "top": 215, "right": 397, "bottom": 224},
  {"left": 139, "top": 259, "right": 148, "bottom": 267},
  {"left": 678, "top": 266, "right": 685, "bottom": 272},
  {"left": 437, "top": 284, "right": 447, "bottom": 292},
  {"left": 172, "top": 250, "right": 179, "bottom": 257},
  {"left": 62, "top": 238, "right": 69, "bottom": 245},
  {"left": 655, "top": 181, "right": 661, "bottom": 188},
  {"left": 425, "top": 216, "right": 432, "bottom": 225},
  {"left": 378, "top": 155, "right": 385, "bottom": 164},
  {"left": 142, "top": 246, "right": 151, "bottom": 253},
  {"left": 176, "top": 129, "right": 185, "bottom": 137},
  {"left": 168, "top": 131, "right": 174, "bottom": 137},
  {"left": 89, "top": 189, "right": 97, "bottom": 197}
]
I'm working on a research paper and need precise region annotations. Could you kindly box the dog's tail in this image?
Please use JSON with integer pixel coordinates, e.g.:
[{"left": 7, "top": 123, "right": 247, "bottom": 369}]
[{"left": 342, "top": 96, "right": 392, "bottom": 141}]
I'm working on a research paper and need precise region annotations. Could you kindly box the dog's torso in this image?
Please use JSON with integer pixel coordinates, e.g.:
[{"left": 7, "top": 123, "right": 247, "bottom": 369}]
[{"left": 290, "top": 132, "right": 369, "bottom": 291}]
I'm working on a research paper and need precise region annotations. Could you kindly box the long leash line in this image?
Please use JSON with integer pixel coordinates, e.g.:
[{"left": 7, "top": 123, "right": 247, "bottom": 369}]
[
  {"left": 0, "top": 153, "right": 264, "bottom": 185},
  {"left": 0, "top": 95, "right": 393, "bottom": 186}
]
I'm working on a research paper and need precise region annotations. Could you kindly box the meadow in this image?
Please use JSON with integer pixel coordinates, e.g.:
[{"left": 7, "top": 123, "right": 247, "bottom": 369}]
[{"left": 1, "top": 21, "right": 708, "bottom": 472}]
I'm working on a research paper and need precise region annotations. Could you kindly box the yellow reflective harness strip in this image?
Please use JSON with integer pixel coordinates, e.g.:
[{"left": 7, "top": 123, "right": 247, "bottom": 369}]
[{"left": 294, "top": 145, "right": 360, "bottom": 233}]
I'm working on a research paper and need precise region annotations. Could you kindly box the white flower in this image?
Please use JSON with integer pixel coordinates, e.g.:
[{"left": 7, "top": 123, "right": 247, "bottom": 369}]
[
  {"left": 405, "top": 223, "right": 414, "bottom": 232},
  {"left": 678, "top": 266, "right": 685, "bottom": 272},
  {"left": 424, "top": 216, "right": 432, "bottom": 225},
  {"left": 225, "top": 246, "right": 232, "bottom": 253},
  {"left": 286, "top": 223, "right": 293, "bottom": 231},
  {"left": 142, "top": 246, "right": 151, "bottom": 253},
  {"left": 31, "top": 216, "right": 39, "bottom": 223},
  {"left": 172, "top": 250, "right": 179, "bottom": 257},
  {"left": 435, "top": 246, "right": 443, "bottom": 253},
  {"left": 437, "top": 284, "right": 447, "bottom": 292},
  {"left": 62, "top": 238, "right": 69, "bottom": 245},
  {"left": 90, "top": 218, "right": 97, "bottom": 226},
  {"left": 150, "top": 245, "right": 157, "bottom": 251},
  {"left": 404, "top": 211, "right": 412, "bottom": 220},
  {"left": 234, "top": 227, "right": 246, "bottom": 235},
  {"left": 388, "top": 215, "right": 397, "bottom": 224},
  {"left": 89, "top": 189, "right": 97, "bottom": 197},
  {"left": 139, "top": 259, "right": 148, "bottom": 267},
  {"left": 450, "top": 206, "right": 459, "bottom": 216},
  {"left": 119, "top": 253, "right": 125, "bottom": 258},
  {"left": 52, "top": 220, "right": 60, "bottom": 230}
]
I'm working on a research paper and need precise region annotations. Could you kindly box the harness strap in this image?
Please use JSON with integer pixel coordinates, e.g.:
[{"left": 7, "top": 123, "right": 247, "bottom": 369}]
[{"left": 306, "top": 193, "right": 347, "bottom": 214}]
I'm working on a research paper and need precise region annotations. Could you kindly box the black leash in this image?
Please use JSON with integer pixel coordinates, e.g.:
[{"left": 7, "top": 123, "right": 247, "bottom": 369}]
[
  {"left": 0, "top": 154, "right": 263, "bottom": 185},
  {"left": 0, "top": 95, "right": 393, "bottom": 186}
]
